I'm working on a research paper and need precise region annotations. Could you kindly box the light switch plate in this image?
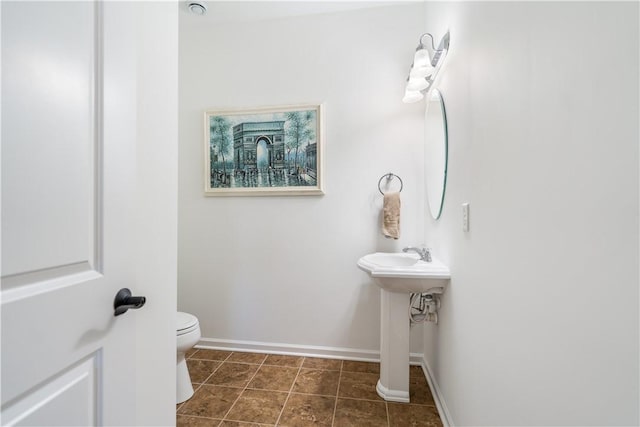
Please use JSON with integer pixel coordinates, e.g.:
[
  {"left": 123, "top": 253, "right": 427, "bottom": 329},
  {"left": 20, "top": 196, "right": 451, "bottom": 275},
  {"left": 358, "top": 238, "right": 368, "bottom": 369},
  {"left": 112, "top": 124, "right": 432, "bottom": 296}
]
[{"left": 462, "top": 203, "right": 469, "bottom": 232}]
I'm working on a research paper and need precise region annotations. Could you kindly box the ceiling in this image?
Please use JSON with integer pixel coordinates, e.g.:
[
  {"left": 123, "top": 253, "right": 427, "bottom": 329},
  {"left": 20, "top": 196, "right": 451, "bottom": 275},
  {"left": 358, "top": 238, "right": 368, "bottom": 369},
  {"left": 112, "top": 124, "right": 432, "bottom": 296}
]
[{"left": 180, "top": 1, "right": 417, "bottom": 24}]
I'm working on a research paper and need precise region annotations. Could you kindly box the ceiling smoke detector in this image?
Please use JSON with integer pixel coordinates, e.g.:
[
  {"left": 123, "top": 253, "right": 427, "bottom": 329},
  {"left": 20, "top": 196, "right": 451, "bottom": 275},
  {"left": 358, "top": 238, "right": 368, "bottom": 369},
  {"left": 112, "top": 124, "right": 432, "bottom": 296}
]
[{"left": 188, "top": 2, "right": 207, "bottom": 15}]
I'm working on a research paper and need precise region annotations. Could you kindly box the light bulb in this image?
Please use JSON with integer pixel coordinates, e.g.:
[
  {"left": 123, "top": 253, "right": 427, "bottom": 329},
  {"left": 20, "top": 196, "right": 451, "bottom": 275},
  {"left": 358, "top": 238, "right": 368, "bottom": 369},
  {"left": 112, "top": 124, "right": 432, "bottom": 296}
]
[
  {"left": 402, "top": 90, "right": 424, "bottom": 104},
  {"left": 413, "top": 47, "right": 432, "bottom": 68},
  {"left": 406, "top": 77, "right": 429, "bottom": 91},
  {"left": 410, "top": 64, "right": 434, "bottom": 79}
]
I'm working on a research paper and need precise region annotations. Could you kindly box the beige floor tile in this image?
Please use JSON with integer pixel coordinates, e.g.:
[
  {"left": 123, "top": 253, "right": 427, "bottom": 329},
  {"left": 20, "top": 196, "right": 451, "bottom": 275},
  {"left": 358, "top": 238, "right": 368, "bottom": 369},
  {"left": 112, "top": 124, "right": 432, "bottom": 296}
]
[
  {"left": 228, "top": 352, "right": 268, "bottom": 364},
  {"left": 177, "top": 415, "right": 221, "bottom": 426},
  {"left": 187, "top": 359, "right": 221, "bottom": 384},
  {"left": 206, "top": 363, "right": 260, "bottom": 388},
  {"left": 409, "top": 375, "right": 436, "bottom": 406},
  {"left": 292, "top": 369, "right": 340, "bottom": 396},
  {"left": 264, "top": 354, "right": 304, "bottom": 368},
  {"left": 388, "top": 403, "right": 442, "bottom": 427},
  {"left": 341, "top": 361, "right": 380, "bottom": 375},
  {"left": 333, "top": 398, "right": 388, "bottom": 427},
  {"left": 247, "top": 365, "right": 298, "bottom": 392},
  {"left": 219, "top": 421, "right": 273, "bottom": 426},
  {"left": 225, "top": 389, "right": 287, "bottom": 424},
  {"left": 177, "top": 352, "right": 444, "bottom": 427},
  {"left": 178, "top": 385, "right": 242, "bottom": 419},
  {"left": 186, "top": 348, "right": 200, "bottom": 359},
  {"left": 177, "top": 415, "right": 222, "bottom": 426},
  {"left": 278, "top": 393, "right": 335, "bottom": 427},
  {"left": 302, "top": 358, "right": 342, "bottom": 371},
  {"left": 192, "top": 349, "right": 233, "bottom": 361},
  {"left": 409, "top": 365, "right": 424, "bottom": 378},
  {"left": 338, "top": 371, "right": 382, "bottom": 401}
]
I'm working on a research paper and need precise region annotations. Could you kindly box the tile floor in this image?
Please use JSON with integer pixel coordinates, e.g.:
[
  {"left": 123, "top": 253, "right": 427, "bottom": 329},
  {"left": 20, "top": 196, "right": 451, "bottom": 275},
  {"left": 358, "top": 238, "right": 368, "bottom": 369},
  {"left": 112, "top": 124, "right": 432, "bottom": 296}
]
[{"left": 176, "top": 349, "right": 443, "bottom": 427}]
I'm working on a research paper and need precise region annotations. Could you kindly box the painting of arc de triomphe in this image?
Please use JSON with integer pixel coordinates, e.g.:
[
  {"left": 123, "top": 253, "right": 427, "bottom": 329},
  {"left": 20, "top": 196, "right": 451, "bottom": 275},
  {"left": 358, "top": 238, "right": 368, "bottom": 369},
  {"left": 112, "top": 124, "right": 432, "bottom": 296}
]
[
  {"left": 232, "top": 121, "right": 285, "bottom": 170},
  {"left": 204, "top": 105, "right": 323, "bottom": 196}
]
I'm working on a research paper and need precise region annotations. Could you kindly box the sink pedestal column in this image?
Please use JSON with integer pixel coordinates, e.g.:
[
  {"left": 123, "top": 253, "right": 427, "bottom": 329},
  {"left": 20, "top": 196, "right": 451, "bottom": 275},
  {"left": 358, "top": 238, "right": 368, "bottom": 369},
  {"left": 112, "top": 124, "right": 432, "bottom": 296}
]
[{"left": 376, "top": 289, "right": 410, "bottom": 403}]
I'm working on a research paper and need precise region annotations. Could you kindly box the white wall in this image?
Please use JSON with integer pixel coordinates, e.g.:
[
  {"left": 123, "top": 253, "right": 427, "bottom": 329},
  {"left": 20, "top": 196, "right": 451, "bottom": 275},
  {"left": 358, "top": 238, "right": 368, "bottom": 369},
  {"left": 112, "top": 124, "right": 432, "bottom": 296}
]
[
  {"left": 178, "top": 3, "right": 427, "bottom": 356},
  {"left": 422, "top": 2, "right": 639, "bottom": 426}
]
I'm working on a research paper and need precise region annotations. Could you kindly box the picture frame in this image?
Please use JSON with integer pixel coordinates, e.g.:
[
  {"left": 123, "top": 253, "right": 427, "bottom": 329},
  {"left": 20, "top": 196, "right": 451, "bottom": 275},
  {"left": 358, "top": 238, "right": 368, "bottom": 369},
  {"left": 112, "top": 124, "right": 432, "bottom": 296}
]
[{"left": 204, "top": 104, "right": 324, "bottom": 196}]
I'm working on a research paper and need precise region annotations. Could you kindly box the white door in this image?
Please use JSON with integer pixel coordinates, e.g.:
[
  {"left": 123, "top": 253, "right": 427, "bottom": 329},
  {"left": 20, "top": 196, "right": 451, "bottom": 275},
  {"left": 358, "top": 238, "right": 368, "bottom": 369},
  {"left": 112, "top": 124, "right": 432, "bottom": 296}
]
[{"left": 1, "top": 2, "right": 176, "bottom": 425}]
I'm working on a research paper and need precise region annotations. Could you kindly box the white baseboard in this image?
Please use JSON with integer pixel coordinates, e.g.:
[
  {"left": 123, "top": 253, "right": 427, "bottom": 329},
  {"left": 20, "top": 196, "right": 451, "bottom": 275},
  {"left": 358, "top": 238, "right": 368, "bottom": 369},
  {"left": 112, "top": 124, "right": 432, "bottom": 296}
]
[
  {"left": 197, "top": 337, "right": 425, "bottom": 365},
  {"left": 376, "top": 379, "right": 410, "bottom": 403},
  {"left": 420, "top": 356, "right": 454, "bottom": 427}
]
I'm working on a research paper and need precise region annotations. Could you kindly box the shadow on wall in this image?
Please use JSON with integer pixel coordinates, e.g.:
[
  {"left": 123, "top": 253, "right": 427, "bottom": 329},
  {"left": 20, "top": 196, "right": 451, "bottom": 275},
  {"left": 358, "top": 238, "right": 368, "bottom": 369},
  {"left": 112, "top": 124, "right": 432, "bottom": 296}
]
[{"left": 340, "top": 278, "right": 383, "bottom": 354}]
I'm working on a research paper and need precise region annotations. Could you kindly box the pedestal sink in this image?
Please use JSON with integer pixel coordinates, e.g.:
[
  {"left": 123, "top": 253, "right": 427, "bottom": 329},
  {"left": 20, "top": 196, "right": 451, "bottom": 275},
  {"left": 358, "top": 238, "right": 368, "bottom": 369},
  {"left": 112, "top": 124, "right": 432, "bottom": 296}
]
[{"left": 357, "top": 252, "right": 450, "bottom": 403}]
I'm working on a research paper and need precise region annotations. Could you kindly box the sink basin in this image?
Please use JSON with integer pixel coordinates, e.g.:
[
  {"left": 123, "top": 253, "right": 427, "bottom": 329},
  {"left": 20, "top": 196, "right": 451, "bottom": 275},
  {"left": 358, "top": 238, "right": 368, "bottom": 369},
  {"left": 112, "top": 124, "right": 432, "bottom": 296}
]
[{"left": 357, "top": 252, "right": 450, "bottom": 293}]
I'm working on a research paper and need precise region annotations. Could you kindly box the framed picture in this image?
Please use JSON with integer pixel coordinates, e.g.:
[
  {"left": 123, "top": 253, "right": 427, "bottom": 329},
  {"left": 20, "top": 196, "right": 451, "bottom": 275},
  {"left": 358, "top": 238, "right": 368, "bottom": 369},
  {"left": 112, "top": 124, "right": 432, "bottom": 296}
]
[{"left": 204, "top": 104, "right": 324, "bottom": 196}]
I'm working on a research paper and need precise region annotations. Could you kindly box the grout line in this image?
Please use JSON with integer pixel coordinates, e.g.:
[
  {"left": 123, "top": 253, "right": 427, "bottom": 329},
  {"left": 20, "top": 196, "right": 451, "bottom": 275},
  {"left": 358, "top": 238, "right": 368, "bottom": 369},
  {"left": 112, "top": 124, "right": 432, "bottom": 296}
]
[
  {"left": 189, "top": 354, "right": 235, "bottom": 362},
  {"left": 189, "top": 351, "right": 232, "bottom": 396},
  {"left": 176, "top": 414, "right": 222, "bottom": 421},
  {"left": 385, "top": 401, "right": 390, "bottom": 427},
  {"left": 273, "top": 356, "right": 306, "bottom": 426},
  {"left": 178, "top": 352, "right": 234, "bottom": 416},
  {"left": 330, "top": 360, "right": 344, "bottom": 427},
  {"left": 219, "top": 352, "right": 268, "bottom": 422},
  {"left": 176, "top": 414, "right": 274, "bottom": 427}
]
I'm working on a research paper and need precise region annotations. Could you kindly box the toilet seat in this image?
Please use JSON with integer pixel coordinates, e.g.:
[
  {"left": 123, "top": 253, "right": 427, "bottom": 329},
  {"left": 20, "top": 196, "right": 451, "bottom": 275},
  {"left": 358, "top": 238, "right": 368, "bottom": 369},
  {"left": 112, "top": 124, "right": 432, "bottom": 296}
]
[{"left": 177, "top": 312, "right": 199, "bottom": 336}]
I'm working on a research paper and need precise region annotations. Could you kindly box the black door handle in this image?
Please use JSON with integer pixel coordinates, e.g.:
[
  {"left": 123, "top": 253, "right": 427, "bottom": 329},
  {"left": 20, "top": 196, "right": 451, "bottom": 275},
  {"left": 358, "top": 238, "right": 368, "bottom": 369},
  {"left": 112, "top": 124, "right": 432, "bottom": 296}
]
[{"left": 114, "top": 288, "right": 146, "bottom": 316}]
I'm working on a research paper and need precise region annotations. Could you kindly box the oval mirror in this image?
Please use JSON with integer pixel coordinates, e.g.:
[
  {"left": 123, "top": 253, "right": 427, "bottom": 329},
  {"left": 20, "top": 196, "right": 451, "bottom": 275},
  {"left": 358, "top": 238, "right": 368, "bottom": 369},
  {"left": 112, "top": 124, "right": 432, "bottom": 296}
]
[{"left": 425, "top": 89, "right": 448, "bottom": 220}]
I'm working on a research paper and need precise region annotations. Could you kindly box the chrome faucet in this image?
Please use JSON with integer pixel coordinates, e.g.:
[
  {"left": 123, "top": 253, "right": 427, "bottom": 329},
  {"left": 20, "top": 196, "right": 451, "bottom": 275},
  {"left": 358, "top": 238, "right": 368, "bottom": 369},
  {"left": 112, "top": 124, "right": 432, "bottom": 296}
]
[{"left": 402, "top": 246, "right": 432, "bottom": 262}]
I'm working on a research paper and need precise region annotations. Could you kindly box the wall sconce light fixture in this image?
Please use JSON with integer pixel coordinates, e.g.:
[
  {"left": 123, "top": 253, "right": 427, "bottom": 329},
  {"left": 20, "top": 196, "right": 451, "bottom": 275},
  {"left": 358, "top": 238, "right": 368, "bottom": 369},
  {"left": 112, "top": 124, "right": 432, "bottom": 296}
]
[{"left": 403, "top": 31, "right": 450, "bottom": 103}]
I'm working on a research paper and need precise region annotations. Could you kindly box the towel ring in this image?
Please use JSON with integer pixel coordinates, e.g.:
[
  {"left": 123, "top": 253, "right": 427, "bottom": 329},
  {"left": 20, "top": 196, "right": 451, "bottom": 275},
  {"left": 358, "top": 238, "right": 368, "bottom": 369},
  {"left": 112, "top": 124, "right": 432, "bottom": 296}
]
[{"left": 378, "top": 173, "right": 403, "bottom": 195}]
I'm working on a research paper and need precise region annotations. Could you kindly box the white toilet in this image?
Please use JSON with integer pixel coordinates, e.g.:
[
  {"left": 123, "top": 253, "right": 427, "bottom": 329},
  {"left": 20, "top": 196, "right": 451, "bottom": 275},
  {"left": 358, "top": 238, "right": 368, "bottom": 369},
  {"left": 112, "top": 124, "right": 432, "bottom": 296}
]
[{"left": 176, "top": 311, "right": 201, "bottom": 404}]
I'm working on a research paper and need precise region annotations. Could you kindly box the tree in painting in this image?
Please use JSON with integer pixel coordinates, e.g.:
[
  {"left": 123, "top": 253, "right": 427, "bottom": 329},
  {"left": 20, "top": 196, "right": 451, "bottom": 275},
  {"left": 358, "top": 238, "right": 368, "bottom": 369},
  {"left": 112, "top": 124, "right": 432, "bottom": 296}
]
[
  {"left": 210, "top": 116, "right": 232, "bottom": 181},
  {"left": 285, "top": 111, "right": 315, "bottom": 172}
]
